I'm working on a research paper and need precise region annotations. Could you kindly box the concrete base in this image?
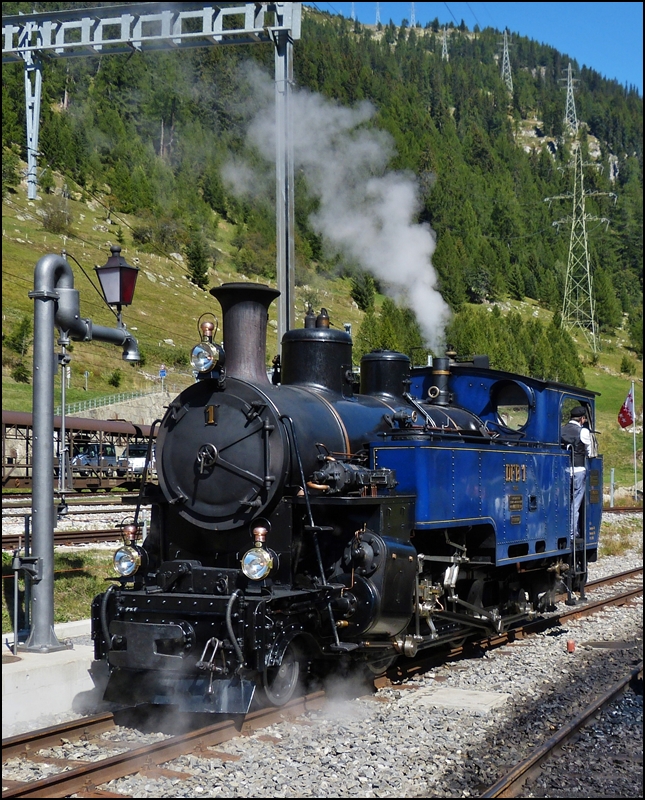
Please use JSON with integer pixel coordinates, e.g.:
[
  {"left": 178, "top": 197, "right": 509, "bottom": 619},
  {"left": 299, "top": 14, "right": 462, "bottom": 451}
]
[
  {"left": 2, "top": 619, "right": 108, "bottom": 738},
  {"left": 398, "top": 687, "right": 511, "bottom": 715}
]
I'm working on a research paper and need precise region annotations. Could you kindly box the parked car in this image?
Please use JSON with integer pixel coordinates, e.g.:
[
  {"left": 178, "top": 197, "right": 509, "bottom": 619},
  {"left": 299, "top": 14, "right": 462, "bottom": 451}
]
[
  {"left": 124, "top": 442, "right": 155, "bottom": 474},
  {"left": 71, "top": 442, "right": 126, "bottom": 476}
]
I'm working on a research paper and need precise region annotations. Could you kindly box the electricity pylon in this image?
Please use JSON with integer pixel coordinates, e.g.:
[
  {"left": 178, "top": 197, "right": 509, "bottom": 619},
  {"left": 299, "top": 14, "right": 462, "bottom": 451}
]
[
  {"left": 442, "top": 27, "right": 449, "bottom": 61},
  {"left": 562, "top": 63, "right": 579, "bottom": 137},
  {"left": 545, "top": 147, "right": 616, "bottom": 354},
  {"left": 350, "top": 2, "right": 355, "bottom": 22},
  {"left": 500, "top": 29, "right": 513, "bottom": 94},
  {"left": 410, "top": 3, "right": 415, "bottom": 27},
  {"left": 375, "top": 2, "right": 380, "bottom": 25}
]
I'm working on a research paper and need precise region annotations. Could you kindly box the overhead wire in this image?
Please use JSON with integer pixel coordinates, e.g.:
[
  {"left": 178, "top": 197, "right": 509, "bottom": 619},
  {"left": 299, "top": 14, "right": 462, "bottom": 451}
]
[
  {"left": 443, "top": 3, "right": 459, "bottom": 26},
  {"left": 465, "top": 3, "right": 480, "bottom": 28}
]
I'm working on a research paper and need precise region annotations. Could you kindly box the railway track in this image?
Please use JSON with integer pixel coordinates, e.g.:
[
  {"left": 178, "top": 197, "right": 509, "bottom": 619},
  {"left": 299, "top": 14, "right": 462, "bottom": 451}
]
[
  {"left": 2, "top": 493, "right": 141, "bottom": 509},
  {"left": 479, "top": 660, "right": 644, "bottom": 798},
  {"left": 2, "top": 528, "right": 124, "bottom": 549},
  {"left": 3, "top": 506, "right": 134, "bottom": 519},
  {"left": 3, "top": 569, "right": 641, "bottom": 799},
  {"left": 2, "top": 694, "right": 328, "bottom": 799}
]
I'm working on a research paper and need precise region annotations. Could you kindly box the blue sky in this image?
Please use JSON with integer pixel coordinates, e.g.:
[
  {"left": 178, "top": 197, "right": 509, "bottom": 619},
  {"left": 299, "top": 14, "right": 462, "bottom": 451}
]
[{"left": 306, "top": 2, "right": 643, "bottom": 95}]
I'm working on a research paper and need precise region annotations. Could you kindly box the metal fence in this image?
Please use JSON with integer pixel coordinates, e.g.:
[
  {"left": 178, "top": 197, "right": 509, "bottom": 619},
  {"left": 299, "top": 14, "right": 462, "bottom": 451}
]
[{"left": 54, "top": 388, "right": 175, "bottom": 417}]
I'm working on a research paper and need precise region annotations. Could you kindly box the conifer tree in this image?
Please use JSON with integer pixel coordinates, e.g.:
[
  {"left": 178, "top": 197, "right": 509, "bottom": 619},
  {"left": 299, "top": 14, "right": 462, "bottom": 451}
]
[{"left": 185, "top": 230, "right": 210, "bottom": 290}]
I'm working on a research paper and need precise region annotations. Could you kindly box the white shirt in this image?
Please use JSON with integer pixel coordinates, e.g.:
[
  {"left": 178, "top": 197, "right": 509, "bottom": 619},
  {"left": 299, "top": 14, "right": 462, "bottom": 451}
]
[{"left": 569, "top": 419, "right": 592, "bottom": 472}]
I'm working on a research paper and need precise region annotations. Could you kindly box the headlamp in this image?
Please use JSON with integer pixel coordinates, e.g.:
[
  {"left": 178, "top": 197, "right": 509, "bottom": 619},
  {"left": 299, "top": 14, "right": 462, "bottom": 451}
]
[
  {"left": 241, "top": 546, "right": 274, "bottom": 580},
  {"left": 113, "top": 545, "right": 141, "bottom": 577},
  {"left": 190, "top": 342, "right": 217, "bottom": 373}
]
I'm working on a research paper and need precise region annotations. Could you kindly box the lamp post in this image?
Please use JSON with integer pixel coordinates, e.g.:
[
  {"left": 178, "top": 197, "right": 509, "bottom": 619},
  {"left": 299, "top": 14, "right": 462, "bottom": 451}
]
[{"left": 95, "top": 245, "right": 139, "bottom": 334}]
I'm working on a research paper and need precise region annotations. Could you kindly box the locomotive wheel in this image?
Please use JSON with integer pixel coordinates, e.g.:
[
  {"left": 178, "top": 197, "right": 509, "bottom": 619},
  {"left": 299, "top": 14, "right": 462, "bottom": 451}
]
[
  {"left": 262, "top": 642, "right": 303, "bottom": 706},
  {"left": 364, "top": 654, "right": 398, "bottom": 676}
]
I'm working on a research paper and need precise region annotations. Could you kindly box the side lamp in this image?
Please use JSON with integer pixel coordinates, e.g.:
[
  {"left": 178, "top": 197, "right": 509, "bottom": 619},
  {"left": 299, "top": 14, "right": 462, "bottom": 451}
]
[{"left": 95, "top": 245, "right": 140, "bottom": 362}]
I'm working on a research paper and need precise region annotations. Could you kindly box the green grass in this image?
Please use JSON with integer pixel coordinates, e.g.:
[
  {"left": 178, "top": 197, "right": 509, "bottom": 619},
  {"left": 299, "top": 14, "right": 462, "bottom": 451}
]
[
  {"left": 2, "top": 548, "right": 117, "bottom": 634},
  {"left": 599, "top": 515, "right": 644, "bottom": 557},
  {"left": 581, "top": 367, "right": 642, "bottom": 490},
  {"left": 2, "top": 179, "right": 367, "bottom": 400}
]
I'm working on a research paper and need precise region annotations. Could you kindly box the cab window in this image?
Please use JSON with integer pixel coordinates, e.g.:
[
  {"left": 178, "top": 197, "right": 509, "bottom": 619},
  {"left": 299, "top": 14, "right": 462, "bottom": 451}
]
[
  {"left": 561, "top": 398, "right": 592, "bottom": 426},
  {"left": 492, "top": 382, "right": 531, "bottom": 431}
]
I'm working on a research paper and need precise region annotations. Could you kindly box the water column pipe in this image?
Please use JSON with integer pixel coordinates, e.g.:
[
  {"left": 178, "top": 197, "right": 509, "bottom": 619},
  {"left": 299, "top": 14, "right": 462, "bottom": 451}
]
[{"left": 25, "top": 253, "right": 139, "bottom": 652}]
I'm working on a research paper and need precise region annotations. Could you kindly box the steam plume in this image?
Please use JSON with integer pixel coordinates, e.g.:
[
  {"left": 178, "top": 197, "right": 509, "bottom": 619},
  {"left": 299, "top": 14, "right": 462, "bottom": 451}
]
[{"left": 222, "top": 66, "right": 450, "bottom": 350}]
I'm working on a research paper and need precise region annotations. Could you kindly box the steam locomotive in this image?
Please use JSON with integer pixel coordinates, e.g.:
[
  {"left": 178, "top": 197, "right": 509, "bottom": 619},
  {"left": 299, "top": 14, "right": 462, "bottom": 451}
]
[{"left": 92, "top": 282, "right": 602, "bottom": 713}]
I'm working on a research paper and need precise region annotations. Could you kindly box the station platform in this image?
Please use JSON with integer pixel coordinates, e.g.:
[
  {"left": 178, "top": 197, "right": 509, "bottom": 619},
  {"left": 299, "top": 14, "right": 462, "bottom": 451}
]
[{"left": 2, "top": 619, "right": 108, "bottom": 738}]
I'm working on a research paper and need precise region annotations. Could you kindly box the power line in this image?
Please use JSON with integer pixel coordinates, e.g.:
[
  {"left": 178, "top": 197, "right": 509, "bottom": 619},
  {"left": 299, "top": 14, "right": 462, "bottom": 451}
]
[
  {"left": 465, "top": 2, "right": 480, "bottom": 28},
  {"left": 443, "top": 3, "right": 459, "bottom": 26}
]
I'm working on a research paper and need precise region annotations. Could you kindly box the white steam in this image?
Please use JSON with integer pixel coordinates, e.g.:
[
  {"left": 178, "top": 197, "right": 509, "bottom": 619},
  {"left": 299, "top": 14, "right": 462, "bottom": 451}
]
[{"left": 222, "top": 66, "right": 450, "bottom": 350}]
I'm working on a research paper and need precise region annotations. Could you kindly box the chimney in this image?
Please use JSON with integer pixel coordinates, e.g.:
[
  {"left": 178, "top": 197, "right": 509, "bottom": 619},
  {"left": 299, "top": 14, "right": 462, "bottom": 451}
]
[{"left": 209, "top": 282, "right": 279, "bottom": 383}]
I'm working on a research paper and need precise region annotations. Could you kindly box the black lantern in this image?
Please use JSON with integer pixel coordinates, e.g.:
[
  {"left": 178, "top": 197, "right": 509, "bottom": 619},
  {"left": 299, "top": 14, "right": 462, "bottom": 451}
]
[{"left": 95, "top": 245, "right": 139, "bottom": 315}]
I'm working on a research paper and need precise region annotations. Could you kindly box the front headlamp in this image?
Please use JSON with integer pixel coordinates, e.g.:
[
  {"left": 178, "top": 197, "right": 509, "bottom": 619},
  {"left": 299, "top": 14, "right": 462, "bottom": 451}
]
[
  {"left": 190, "top": 342, "right": 217, "bottom": 373},
  {"left": 241, "top": 546, "right": 274, "bottom": 580},
  {"left": 113, "top": 545, "right": 141, "bottom": 577}
]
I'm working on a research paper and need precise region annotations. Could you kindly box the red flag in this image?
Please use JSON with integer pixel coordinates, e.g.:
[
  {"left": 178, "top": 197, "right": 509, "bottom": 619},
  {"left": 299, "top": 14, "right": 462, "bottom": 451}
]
[{"left": 618, "top": 388, "right": 634, "bottom": 428}]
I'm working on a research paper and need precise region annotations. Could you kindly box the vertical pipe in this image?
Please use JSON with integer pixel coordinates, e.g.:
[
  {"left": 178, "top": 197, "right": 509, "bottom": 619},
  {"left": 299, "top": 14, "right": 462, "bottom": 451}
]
[
  {"left": 13, "top": 552, "right": 19, "bottom": 656},
  {"left": 25, "top": 283, "right": 67, "bottom": 651},
  {"left": 58, "top": 344, "right": 66, "bottom": 497},
  {"left": 274, "top": 30, "right": 295, "bottom": 348},
  {"left": 632, "top": 381, "right": 637, "bottom": 502},
  {"left": 24, "top": 514, "right": 31, "bottom": 631},
  {"left": 610, "top": 467, "right": 614, "bottom": 508}
]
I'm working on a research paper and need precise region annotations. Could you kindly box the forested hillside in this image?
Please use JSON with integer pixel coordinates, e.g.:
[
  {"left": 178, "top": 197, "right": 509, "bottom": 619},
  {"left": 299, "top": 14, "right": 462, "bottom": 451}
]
[{"left": 2, "top": 2, "right": 643, "bottom": 386}]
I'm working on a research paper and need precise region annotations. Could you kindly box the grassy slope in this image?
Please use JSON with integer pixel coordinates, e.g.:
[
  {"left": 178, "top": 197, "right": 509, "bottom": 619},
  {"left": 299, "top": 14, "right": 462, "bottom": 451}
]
[
  {"left": 2, "top": 175, "right": 365, "bottom": 402},
  {"left": 2, "top": 174, "right": 642, "bottom": 491}
]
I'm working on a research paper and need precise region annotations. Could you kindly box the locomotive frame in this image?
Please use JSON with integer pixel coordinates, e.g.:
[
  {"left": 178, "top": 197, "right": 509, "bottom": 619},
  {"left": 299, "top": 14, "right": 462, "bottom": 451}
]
[{"left": 91, "top": 282, "right": 602, "bottom": 713}]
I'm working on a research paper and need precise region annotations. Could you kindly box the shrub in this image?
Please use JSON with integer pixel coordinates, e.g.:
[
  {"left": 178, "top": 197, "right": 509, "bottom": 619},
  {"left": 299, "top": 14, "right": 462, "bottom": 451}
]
[
  {"left": 107, "top": 369, "right": 122, "bottom": 388},
  {"left": 131, "top": 223, "right": 154, "bottom": 245},
  {"left": 39, "top": 166, "right": 55, "bottom": 194},
  {"left": 42, "top": 195, "right": 72, "bottom": 234},
  {"left": 620, "top": 355, "right": 636, "bottom": 375}
]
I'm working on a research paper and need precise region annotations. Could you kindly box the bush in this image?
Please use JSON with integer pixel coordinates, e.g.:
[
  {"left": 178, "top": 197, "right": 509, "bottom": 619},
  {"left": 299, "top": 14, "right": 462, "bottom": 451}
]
[
  {"left": 620, "top": 355, "right": 636, "bottom": 375},
  {"left": 39, "top": 166, "right": 55, "bottom": 195},
  {"left": 107, "top": 369, "right": 122, "bottom": 388},
  {"left": 42, "top": 195, "right": 72, "bottom": 234},
  {"left": 131, "top": 222, "right": 154, "bottom": 245}
]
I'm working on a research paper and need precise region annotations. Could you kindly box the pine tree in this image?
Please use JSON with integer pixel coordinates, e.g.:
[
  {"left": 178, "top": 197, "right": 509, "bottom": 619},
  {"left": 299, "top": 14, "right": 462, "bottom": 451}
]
[
  {"left": 5, "top": 315, "right": 33, "bottom": 358},
  {"left": 350, "top": 272, "right": 375, "bottom": 312},
  {"left": 185, "top": 230, "right": 210, "bottom": 290}
]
